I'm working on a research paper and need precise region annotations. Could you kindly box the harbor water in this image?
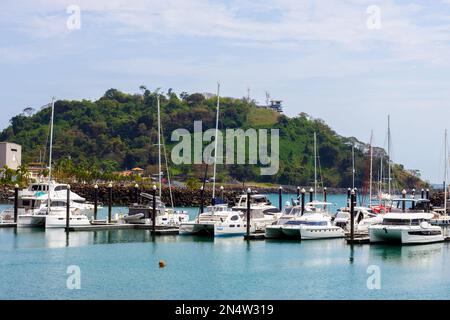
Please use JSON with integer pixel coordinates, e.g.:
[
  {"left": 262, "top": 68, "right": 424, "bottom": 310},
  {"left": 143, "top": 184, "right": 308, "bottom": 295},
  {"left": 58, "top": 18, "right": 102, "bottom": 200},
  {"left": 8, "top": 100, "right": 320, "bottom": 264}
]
[{"left": 1, "top": 193, "right": 450, "bottom": 300}]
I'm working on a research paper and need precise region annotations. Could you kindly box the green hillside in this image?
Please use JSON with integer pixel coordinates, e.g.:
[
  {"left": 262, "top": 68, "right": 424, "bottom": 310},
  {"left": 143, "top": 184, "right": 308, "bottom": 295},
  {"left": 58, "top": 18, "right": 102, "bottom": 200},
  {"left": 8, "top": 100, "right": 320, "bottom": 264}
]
[{"left": 0, "top": 88, "right": 425, "bottom": 189}]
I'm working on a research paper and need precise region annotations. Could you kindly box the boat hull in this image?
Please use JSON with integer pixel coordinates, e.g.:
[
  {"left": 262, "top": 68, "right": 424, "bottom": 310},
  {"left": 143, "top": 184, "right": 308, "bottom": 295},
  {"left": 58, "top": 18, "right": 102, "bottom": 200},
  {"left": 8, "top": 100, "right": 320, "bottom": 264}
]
[
  {"left": 369, "top": 225, "right": 444, "bottom": 244},
  {"left": 17, "top": 215, "right": 46, "bottom": 227},
  {"left": 214, "top": 225, "right": 246, "bottom": 237},
  {"left": 45, "top": 215, "right": 91, "bottom": 228},
  {"left": 281, "top": 226, "right": 301, "bottom": 239},
  {"left": 265, "top": 225, "right": 285, "bottom": 239},
  {"left": 299, "top": 226, "right": 345, "bottom": 240},
  {"left": 179, "top": 222, "right": 215, "bottom": 236}
]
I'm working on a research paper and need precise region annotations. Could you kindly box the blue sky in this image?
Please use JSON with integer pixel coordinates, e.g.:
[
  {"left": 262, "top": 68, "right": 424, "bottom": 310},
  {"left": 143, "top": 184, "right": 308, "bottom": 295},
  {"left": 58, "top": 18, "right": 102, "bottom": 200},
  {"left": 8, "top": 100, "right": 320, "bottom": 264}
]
[{"left": 1, "top": 0, "right": 450, "bottom": 183}]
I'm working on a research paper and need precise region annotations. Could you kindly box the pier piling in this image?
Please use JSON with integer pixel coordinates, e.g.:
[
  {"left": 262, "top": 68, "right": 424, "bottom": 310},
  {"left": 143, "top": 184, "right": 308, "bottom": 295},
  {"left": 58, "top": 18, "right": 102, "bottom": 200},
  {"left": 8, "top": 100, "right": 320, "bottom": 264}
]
[
  {"left": 278, "top": 186, "right": 282, "bottom": 211},
  {"left": 66, "top": 185, "right": 71, "bottom": 231},
  {"left": 402, "top": 189, "right": 406, "bottom": 212},
  {"left": 301, "top": 188, "right": 305, "bottom": 215},
  {"left": 94, "top": 184, "right": 98, "bottom": 220},
  {"left": 220, "top": 185, "right": 224, "bottom": 201},
  {"left": 350, "top": 189, "right": 355, "bottom": 241},
  {"left": 134, "top": 184, "right": 139, "bottom": 204},
  {"left": 108, "top": 183, "right": 112, "bottom": 223},
  {"left": 309, "top": 188, "right": 313, "bottom": 203},
  {"left": 347, "top": 188, "right": 351, "bottom": 207},
  {"left": 152, "top": 185, "right": 157, "bottom": 233},
  {"left": 14, "top": 184, "right": 18, "bottom": 223},
  {"left": 421, "top": 188, "right": 425, "bottom": 199},
  {"left": 323, "top": 187, "right": 327, "bottom": 209},
  {"left": 200, "top": 186, "right": 204, "bottom": 214},
  {"left": 246, "top": 188, "right": 251, "bottom": 238}
]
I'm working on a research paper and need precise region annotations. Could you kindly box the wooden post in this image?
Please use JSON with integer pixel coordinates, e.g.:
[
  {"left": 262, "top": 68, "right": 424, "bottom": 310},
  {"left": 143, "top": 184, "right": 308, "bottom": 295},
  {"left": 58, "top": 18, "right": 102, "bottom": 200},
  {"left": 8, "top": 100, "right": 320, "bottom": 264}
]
[
  {"left": 411, "top": 189, "right": 415, "bottom": 210},
  {"left": 152, "top": 185, "right": 157, "bottom": 232},
  {"left": 421, "top": 188, "right": 425, "bottom": 199},
  {"left": 246, "top": 188, "right": 251, "bottom": 237},
  {"left": 301, "top": 188, "right": 305, "bottom": 216},
  {"left": 350, "top": 189, "right": 355, "bottom": 241},
  {"left": 14, "top": 184, "right": 19, "bottom": 223},
  {"left": 94, "top": 184, "right": 98, "bottom": 221},
  {"left": 66, "top": 184, "right": 71, "bottom": 231},
  {"left": 200, "top": 186, "right": 204, "bottom": 214},
  {"left": 278, "top": 186, "right": 282, "bottom": 211},
  {"left": 323, "top": 187, "right": 327, "bottom": 210},
  {"left": 107, "top": 183, "right": 112, "bottom": 223},
  {"left": 220, "top": 186, "right": 224, "bottom": 201},
  {"left": 426, "top": 189, "right": 430, "bottom": 212},
  {"left": 309, "top": 187, "right": 314, "bottom": 203},
  {"left": 402, "top": 189, "right": 406, "bottom": 212}
]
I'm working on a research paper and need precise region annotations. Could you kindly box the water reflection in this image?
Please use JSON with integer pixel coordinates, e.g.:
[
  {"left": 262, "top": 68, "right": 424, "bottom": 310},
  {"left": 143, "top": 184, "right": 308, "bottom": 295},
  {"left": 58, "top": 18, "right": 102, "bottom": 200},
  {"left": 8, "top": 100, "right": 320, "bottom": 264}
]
[{"left": 369, "top": 242, "right": 444, "bottom": 266}]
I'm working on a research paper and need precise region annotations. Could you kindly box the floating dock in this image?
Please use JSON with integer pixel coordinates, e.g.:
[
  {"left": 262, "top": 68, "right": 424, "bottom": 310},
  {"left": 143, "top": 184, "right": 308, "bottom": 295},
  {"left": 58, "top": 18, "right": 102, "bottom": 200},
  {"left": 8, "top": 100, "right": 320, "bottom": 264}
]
[
  {"left": 67, "top": 223, "right": 179, "bottom": 234},
  {"left": 0, "top": 222, "right": 17, "bottom": 228}
]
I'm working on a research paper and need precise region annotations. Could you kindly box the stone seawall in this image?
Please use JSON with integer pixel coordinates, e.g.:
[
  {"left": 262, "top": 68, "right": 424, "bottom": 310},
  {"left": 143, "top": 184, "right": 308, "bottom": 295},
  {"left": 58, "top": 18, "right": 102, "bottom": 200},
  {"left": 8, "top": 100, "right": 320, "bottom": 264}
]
[{"left": 0, "top": 183, "right": 349, "bottom": 206}]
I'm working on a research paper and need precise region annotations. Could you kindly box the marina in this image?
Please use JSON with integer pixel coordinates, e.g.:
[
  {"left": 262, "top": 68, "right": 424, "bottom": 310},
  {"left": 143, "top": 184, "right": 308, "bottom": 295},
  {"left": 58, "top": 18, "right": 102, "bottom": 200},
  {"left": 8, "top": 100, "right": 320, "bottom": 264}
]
[{"left": 3, "top": 202, "right": 450, "bottom": 300}]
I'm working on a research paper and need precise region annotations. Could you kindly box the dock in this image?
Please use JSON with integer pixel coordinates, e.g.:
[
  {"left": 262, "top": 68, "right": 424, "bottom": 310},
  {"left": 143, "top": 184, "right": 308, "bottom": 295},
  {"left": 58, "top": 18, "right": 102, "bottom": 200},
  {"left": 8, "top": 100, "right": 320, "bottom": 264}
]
[
  {"left": 67, "top": 223, "right": 179, "bottom": 235},
  {"left": 0, "top": 222, "right": 17, "bottom": 228}
]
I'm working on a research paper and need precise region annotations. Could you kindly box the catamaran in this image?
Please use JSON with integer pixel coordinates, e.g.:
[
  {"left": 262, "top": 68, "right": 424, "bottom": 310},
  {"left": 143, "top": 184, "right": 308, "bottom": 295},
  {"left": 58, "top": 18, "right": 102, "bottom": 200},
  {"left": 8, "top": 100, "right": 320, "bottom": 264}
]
[
  {"left": 369, "top": 198, "right": 444, "bottom": 244},
  {"left": 124, "top": 96, "right": 189, "bottom": 226}
]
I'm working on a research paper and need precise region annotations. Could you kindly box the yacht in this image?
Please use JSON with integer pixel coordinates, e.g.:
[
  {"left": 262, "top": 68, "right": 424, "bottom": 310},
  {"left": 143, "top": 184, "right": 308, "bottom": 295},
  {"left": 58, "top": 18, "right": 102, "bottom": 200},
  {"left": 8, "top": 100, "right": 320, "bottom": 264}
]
[
  {"left": 334, "top": 206, "right": 383, "bottom": 233},
  {"left": 179, "top": 204, "right": 243, "bottom": 236},
  {"left": 125, "top": 193, "right": 189, "bottom": 227},
  {"left": 281, "top": 211, "right": 345, "bottom": 240},
  {"left": 265, "top": 204, "right": 303, "bottom": 239},
  {"left": 1, "top": 182, "right": 94, "bottom": 227},
  {"left": 369, "top": 199, "right": 444, "bottom": 244}
]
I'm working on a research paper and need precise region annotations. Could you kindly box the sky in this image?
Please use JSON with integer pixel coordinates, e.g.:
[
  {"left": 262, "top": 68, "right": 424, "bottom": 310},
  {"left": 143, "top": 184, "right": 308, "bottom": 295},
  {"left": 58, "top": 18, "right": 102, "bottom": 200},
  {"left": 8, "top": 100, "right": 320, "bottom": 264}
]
[{"left": 1, "top": 0, "right": 450, "bottom": 183}]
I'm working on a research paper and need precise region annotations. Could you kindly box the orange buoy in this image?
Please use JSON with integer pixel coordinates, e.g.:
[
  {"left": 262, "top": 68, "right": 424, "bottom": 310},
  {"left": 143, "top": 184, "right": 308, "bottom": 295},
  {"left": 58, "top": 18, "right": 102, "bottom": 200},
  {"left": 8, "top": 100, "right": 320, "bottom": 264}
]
[{"left": 159, "top": 260, "right": 167, "bottom": 268}]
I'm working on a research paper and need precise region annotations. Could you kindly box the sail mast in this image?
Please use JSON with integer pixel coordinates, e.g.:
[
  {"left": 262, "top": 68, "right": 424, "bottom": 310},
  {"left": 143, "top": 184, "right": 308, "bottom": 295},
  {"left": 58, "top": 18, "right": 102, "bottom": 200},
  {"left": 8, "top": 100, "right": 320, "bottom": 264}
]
[
  {"left": 314, "top": 132, "right": 317, "bottom": 201},
  {"left": 352, "top": 144, "right": 355, "bottom": 189},
  {"left": 212, "top": 83, "right": 220, "bottom": 200},
  {"left": 369, "top": 130, "right": 373, "bottom": 207},
  {"left": 388, "top": 115, "right": 391, "bottom": 196},
  {"left": 47, "top": 97, "right": 55, "bottom": 213},
  {"left": 445, "top": 129, "right": 448, "bottom": 213},
  {"left": 157, "top": 95, "right": 162, "bottom": 198}
]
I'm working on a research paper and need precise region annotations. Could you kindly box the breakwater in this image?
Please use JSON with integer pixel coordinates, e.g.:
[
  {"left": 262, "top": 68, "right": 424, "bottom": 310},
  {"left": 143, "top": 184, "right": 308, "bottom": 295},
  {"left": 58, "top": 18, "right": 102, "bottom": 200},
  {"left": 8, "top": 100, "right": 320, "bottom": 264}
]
[{"left": 0, "top": 183, "right": 348, "bottom": 206}]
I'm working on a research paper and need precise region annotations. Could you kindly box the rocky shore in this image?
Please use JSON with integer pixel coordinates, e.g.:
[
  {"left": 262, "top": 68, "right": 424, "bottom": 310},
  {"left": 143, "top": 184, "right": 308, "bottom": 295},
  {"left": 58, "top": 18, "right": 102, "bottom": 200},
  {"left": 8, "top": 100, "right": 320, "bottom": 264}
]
[{"left": 0, "top": 183, "right": 349, "bottom": 207}]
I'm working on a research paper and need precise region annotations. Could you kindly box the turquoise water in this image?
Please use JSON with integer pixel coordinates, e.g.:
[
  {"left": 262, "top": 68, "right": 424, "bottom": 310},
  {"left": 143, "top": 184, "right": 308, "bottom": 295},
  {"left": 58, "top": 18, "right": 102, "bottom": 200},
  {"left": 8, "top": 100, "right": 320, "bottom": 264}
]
[{"left": 1, "top": 194, "right": 450, "bottom": 300}]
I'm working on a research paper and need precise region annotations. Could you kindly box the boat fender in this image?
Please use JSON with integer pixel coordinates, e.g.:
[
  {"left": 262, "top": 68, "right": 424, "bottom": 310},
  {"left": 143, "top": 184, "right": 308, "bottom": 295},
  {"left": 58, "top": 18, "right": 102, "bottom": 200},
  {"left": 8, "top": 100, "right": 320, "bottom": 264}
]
[{"left": 159, "top": 260, "right": 167, "bottom": 268}]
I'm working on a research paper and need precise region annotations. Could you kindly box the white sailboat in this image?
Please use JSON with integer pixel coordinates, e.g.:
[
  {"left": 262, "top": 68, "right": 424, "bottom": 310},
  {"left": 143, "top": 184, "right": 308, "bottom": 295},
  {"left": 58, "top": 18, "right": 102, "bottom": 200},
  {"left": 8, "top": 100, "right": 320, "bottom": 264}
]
[
  {"left": 125, "top": 95, "right": 189, "bottom": 226},
  {"left": 279, "top": 132, "right": 345, "bottom": 240}
]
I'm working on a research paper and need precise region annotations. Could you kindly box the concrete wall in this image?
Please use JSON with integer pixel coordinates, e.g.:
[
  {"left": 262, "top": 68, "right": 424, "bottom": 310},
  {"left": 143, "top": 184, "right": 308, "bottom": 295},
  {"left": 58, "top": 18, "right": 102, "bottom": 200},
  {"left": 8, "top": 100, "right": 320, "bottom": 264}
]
[{"left": 0, "top": 142, "right": 22, "bottom": 170}]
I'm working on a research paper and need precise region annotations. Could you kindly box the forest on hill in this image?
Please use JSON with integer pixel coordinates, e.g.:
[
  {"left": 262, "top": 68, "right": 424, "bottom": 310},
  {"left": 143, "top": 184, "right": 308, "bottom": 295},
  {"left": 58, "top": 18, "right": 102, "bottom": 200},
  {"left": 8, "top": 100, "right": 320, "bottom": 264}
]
[{"left": 0, "top": 87, "right": 425, "bottom": 189}]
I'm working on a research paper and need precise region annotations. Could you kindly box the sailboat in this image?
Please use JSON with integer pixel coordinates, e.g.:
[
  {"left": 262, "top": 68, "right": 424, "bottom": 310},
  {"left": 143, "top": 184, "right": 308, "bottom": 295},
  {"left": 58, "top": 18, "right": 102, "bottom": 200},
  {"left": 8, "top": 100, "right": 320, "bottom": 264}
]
[
  {"left": 125, "top": 95, "right": 189, "bottom": 226},
  {"left": 279, "top": 132, "right": 344, "bottom": 240},
  {"left": 13, "top": 98, "right": 91, "bottom": 228}
]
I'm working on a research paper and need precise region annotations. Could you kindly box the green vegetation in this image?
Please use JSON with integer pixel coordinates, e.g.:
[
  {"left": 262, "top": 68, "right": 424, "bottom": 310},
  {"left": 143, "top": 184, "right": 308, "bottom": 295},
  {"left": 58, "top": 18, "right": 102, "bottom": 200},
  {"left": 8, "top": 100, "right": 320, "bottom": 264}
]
[{"left": 0, "top": 88, "right": 426, "bottom": 189}]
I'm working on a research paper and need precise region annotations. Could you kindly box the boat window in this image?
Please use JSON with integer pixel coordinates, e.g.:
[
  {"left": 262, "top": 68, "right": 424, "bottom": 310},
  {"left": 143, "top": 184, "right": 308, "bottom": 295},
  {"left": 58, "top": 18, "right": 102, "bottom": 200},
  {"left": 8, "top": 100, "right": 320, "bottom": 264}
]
[
  {"left": 51, "top": 201, "right": 66, "bottom": 207},
  {"left": 263, "top": 208, "right": 280, "bottom": 215},
  {"left": 382, "top": 219, "right": 411, "bottom": 226},
  {"left": 54, "top": 185, "right": 68, "bottom": 191},
  {"left": 231, "top": 215, "right": 239, "bottom": 221},
  {"left": 31, "top": 185, "right": 39, "bottom": 191},
  {"left": 22, "top": 200, "right": 30, "bottom": 207},
  {"left": 285, "top": 220, "right": 327, "bottom": 226}
]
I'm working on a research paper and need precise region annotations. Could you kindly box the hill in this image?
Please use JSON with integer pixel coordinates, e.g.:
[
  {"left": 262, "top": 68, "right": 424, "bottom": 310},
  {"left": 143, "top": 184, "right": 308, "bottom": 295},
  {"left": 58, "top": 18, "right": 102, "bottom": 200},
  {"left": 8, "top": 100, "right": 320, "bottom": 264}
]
[{"left": 0, "top": 88, "right": 426, "bottom": 189}]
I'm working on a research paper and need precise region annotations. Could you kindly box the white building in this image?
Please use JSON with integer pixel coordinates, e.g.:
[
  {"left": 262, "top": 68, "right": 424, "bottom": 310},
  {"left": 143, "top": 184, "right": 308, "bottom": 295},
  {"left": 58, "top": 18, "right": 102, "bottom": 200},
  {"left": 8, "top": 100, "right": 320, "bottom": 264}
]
[{"left": 0, "top": 142, "right": 22, "bottom": 170}]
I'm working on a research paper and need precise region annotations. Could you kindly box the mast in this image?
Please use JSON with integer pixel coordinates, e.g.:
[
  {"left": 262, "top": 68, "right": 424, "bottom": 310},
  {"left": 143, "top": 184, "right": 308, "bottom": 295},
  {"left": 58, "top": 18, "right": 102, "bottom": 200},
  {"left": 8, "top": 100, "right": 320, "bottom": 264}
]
[
  {"left": 387, "top": 115, "right": 391, "bottom": 196},
  {"left": 212, "top": 83, "right": 220, "bottom": 200},
  {"left": 369, "top": 130, "right": 373, "bottom": 207},
  {"left": 47, "top": 97, "right": 55, "bottom": 213},
  {"left": 445, "top": 129, "right": 448, "bottom": 213},
  {"left": 352, "top": 144, "right": 355, "bottom": 189},
  {"left": 157, "top": 95, "right": 162, "bottom": 198},
  {"left": 314, "top": 132, "right": 317, "bottom": 201}
]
